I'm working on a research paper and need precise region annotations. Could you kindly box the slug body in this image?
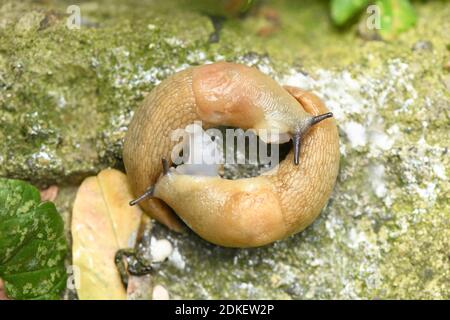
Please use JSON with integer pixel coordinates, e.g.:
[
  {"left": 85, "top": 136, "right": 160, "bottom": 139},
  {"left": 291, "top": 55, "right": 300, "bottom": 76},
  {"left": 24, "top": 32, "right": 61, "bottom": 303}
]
[{"left": 123, "top": 62, "right": 339, "bottom": 247}]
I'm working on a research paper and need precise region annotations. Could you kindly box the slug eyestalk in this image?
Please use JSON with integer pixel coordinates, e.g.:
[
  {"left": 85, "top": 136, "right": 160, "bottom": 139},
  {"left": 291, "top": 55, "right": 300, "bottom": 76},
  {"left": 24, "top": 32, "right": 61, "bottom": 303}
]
[{"left": 293, "top": 112, "right": 334, "bottom": 165}]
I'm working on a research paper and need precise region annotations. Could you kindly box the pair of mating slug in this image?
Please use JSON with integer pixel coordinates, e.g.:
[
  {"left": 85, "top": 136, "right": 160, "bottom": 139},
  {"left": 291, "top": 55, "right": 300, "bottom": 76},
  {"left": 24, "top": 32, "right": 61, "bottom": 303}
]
[{"left": 123, "top": 62, "right": 340, "bottom": 248}]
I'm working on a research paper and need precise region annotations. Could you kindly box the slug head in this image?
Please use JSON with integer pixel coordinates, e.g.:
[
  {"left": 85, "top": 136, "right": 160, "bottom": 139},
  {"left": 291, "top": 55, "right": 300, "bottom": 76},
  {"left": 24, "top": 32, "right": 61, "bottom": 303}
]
[{"left": 192, "top": 63, "right": 334, "bottom": 165}]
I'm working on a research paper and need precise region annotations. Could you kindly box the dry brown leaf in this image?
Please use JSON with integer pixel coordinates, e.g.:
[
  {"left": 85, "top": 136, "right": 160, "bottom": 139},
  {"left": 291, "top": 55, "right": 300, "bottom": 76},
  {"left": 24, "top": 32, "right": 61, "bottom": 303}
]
[
  {"left": 0, "top": 278, "right": 9, "bottom": 300},
  {"left": 72, "top": 169, "right": 143, "bottom": 300},
  {"left": 40, "top": 185, "right": 59, "bottom": 202}
]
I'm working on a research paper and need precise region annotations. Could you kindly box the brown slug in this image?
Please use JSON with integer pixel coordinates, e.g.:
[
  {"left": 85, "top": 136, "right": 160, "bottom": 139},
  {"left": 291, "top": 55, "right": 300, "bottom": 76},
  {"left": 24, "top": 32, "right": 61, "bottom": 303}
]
[{"left": 123, "top": 62, "right": 340, "bottom": 247}]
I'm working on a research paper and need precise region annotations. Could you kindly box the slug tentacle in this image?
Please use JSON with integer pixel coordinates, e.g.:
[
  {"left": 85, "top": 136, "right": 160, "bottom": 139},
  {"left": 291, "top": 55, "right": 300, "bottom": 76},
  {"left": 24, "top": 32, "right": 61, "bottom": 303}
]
[
  {"left": 129, "top": 185, "right": 154, "bottom": 206},
  {"left": 130, "top": 158, "right": 172, "bottom": 206},
  {"left": 161, "top": 158, "right": 170, "bottom": 176},
  {"left": 311, "top": 112, "right": 333, "bottom": 125},
  {"left": 123, "top": 62, "right": 340, "bottom": 248},
  {"left": 293, "top": 133, "right": 302, "bottom": 165},
  {"left": 293, "top": 111, "right": 334, "bottom": 165}
]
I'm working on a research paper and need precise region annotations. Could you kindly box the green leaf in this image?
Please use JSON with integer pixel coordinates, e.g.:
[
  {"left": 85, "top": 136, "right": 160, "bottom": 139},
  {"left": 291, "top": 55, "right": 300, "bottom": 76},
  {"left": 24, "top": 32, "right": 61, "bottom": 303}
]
[
  {"left": 331, "top": 0, "right": 371, "bottom": 25},
  {"left": 0, "top": 178, "right": 68, "bottom": 300},
  {"left": 376, "top": 0, "right": 417, "bottom": 39}
]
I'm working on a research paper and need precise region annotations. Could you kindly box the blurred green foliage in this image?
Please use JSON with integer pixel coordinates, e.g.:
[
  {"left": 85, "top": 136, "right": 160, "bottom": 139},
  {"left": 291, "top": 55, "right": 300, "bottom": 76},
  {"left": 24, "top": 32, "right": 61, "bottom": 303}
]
[
  {"left": 331, "top": 0, "right": 371, "bottom": 25},
  {"left": 331, "top": 0, "right": 417, "bottom": 38},
  {"left": 189, "top": 0, "right": 255, "bottom": 17},
  {"left": 198, "top": 0, "right": 417, "bottom": 39}
]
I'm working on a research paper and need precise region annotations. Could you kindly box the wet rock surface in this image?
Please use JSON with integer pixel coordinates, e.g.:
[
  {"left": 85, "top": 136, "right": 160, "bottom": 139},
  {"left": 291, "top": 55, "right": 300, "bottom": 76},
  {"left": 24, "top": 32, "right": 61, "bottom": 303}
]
[{"left": 1, "top": 0, "right": 449, "bottom": 299}]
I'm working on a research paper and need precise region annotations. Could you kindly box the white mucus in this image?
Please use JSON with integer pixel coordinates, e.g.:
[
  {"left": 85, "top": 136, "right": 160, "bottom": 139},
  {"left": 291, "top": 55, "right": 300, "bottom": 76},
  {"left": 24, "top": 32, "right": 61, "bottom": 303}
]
[{"left": 150, "top": 238, "right": 173, "bottom": 263}]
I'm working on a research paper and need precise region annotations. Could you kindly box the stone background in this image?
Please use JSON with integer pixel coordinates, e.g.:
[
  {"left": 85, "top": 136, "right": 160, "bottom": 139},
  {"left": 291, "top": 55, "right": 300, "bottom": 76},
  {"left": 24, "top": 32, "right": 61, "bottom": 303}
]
[{"left": 0, "top": 0, "right": 449, "bottom": 299}]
